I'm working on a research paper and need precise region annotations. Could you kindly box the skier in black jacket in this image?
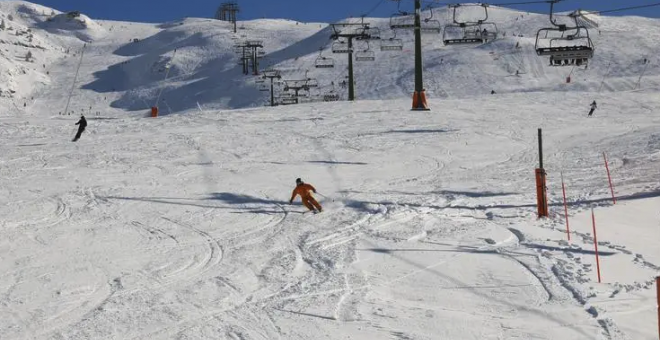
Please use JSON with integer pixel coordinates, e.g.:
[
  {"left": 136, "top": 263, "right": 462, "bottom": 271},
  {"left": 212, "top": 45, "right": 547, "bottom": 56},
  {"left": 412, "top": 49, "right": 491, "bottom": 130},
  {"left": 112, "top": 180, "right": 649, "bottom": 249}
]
[
  {"left": 587, "top": 100, "right": 597, "bottom": 117},
  {"left": 72, "top": 115, "right": 87, "bottom": 142}
]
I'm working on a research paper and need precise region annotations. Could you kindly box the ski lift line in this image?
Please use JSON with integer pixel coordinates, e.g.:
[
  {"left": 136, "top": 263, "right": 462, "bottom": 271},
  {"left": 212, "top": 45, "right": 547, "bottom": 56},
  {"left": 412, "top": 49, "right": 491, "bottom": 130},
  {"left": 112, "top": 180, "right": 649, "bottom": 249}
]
[
  {"left": 595, "top": 2, "right": 660, "bottom": 15},
  {"left": 63, "top": 43, "right": 86, "bottom": 116},
  {"left": 154, "top": 49, "right": 179, "bottom": 107}
]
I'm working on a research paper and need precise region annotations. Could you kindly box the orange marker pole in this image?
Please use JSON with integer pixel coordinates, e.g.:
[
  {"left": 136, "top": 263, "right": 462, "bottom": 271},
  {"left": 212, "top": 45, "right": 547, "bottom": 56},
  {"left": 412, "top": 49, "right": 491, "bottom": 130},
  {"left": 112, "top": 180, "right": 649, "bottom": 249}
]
[{"left": 592, "top": 208, "right": 601, "bottom": 283}]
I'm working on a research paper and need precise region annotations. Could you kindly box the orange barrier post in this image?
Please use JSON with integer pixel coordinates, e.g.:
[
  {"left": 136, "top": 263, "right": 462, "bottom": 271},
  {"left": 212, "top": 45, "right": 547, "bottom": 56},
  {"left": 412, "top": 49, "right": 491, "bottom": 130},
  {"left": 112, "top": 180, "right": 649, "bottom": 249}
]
[
  {"left": 603, "top": 152, "right": 616, "bottom": 204},
  {"left": 561, "top": 172, "right": 570, "bottom": 241},
  {"left": 411, "top": 90, "right": 429, "bottom": 110},
  {"left": 151, "top": 106, "right": 158, "bottom": 118},
  {"left": 536, "top": 168, "right": 549, "bottom": 218},
  {"left": 592, "top": 208, "right": 601, "bottom": 283},
  {"left": 536, "top": 129, "right": 548, "bottom": 218}
]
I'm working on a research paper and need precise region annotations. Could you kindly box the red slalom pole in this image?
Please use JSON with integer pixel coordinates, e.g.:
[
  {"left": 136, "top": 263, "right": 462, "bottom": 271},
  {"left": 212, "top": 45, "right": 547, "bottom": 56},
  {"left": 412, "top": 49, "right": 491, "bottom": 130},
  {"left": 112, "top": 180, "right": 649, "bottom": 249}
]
[
  {"left": 592, "top": 208, "right": 601, "bottom": 283},
  {"left": 561, "top": 172, "right": 570, "bottom": 241},
  {"left": 603, "top": 152, "right": 616, "bottom": 204}
]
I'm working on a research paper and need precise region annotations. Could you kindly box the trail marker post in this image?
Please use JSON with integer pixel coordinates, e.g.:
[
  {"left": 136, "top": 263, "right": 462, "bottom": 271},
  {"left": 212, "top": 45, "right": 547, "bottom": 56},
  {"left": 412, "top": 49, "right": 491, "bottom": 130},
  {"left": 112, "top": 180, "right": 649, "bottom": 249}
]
[{"left": 536, "top": 128, "right": 549, "bottom": 218}]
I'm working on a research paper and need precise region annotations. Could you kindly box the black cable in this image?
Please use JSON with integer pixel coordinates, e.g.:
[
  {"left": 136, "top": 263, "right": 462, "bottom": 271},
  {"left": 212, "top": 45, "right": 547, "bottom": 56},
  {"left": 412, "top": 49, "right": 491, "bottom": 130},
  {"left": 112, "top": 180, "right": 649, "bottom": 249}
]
[
  {"left": 596, "top": 2, "right": 660, "bottom": 15},
  {"left": 489, "top": 0, "right": 557, "bottom": 6},
  {"left": 364, "top": 0, "right": 387, "bottom": 16}
]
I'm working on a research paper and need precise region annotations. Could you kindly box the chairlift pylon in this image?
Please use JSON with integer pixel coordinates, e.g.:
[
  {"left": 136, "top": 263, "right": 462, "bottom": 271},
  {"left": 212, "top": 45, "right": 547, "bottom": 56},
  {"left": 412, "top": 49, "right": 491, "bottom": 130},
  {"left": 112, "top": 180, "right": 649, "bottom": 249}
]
[{"left": 535, "top": 0, "right": 594, "bottom": 67}]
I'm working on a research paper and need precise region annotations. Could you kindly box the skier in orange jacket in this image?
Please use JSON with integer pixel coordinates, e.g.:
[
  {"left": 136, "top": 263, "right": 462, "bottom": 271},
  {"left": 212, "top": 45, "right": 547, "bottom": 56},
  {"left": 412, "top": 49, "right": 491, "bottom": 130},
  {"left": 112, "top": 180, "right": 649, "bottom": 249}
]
[{"left": 289, "top": 178, "right": 322, "bottom": 213}]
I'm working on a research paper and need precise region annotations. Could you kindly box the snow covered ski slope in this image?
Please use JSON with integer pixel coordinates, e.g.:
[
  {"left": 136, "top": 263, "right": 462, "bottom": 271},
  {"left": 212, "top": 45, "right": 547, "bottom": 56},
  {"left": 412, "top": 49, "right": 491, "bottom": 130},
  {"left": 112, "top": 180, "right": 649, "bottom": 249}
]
[{"left": 1, "top": 1, "right": 659, "bottom": 339}]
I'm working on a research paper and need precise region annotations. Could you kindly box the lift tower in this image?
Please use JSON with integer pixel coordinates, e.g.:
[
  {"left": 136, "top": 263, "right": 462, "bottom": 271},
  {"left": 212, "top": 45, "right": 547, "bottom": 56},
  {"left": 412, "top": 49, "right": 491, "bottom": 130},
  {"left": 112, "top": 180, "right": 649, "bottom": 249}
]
[
  {"left": 330, "top": 22, "right": 371, "bottom": 101},
  {"left": 262, "top": 69, "right": 281, "bottom": 107},
  {"left": 216, "top": 2, "right": 240, "bottom": 33}
]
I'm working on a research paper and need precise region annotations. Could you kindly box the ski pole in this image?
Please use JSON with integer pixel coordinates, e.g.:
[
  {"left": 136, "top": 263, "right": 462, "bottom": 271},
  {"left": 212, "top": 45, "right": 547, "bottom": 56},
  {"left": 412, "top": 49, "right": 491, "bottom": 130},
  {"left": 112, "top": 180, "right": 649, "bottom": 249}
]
[{"left": 316, "top": 192, "right": 334, "bottom": 201}]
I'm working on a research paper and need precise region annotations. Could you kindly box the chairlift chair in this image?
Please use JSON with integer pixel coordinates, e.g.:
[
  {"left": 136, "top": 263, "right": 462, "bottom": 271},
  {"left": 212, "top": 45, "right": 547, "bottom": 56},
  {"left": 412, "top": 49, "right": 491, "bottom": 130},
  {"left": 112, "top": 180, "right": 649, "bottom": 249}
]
[
  {"left": 390, "top": 12, "right": 415, "bottom": 29},
  {"left": 306, "top": 78, "right": 319, "bottom": 88},
  {"left": 421, "top": 7, "right": 441, "bottom": 33},
  {"left": 315, "top": 48, "right": 335, "bottom": 68},
  {"left": 535, "top": 1, "right": 594, "bottom": 66},
  {"left": 443, "top": 25, "right": 483, "bottom": 45},
  {"left": 355, "top": 50, "right": 375, "bottom": 61},
  {"left": 323, "top": 91, "right": 340, "bottom": 102},
  {"left": 315, "top": 56, "right": 335, "bottom": 68},
  {"left": 381, "top": 30, "right": 404, "bottom": 51},
  {"left": 367, "top": 26, "right": 381, "bottom": 40},
  {"left": 442, "top": 4, "right": 497, "bottom": 45},
  {"left": 332, "top": 40, "right": 351, "bottom": 54}
]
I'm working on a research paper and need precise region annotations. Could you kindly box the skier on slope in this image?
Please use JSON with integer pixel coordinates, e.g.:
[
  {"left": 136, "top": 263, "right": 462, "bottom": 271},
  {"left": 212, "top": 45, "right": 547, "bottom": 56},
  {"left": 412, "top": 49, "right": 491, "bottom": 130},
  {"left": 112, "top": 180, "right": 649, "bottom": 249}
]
[
  {"left": 289, "top": 178, "right": 322, "bottom": 213},
  {"left": 587, "top": 100, "right": 597, "bottom": 117},
  {"left": 72, "top": 115, "right": 87, "bottom": 142}
]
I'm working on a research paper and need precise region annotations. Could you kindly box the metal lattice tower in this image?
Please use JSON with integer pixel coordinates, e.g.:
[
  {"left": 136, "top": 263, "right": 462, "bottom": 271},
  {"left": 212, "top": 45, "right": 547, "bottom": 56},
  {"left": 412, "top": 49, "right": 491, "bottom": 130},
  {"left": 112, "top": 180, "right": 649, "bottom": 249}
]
[
  {"left": 330, "top": 22, "right": 372, "bottom": 101},
  {"left": 262, "top": 69, "right": 281, "bottom": 107},
  {"left": 216, "top": 2, "right": 240, "bottom": 33},
  {"left": 234, "top": 40, "right": 264, "bottom": 75}
]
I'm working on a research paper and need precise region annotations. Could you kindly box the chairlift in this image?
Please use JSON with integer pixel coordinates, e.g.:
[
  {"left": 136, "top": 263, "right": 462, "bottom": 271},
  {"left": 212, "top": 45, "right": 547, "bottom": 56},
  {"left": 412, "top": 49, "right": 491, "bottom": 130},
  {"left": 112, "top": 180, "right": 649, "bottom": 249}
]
[
  {"left": 535, "top": 0, "right": 594, "bottom": 66},
  {"left": 323, "top": 91, "right": 340, "bottom": 102},
  {"left": 259, "top": 85, "right": 269, "bottom": 92},
  {"left": 315, "top": 48, "right": 335, "bottom": 68},
  {"left": 442, "top": 4, "right": 498, "bottom": 45},
  {"left": 367, "top": 26, "right": 381, "bottom": 40},
  {"left": 332, "top": 40, "right": 351, "bottom": 54},
  {"left": 390, "top": 12, "right": 415, "bottom": 29},
  {"left": 355, "top": 41, "right": 375, "bottom": 61},
  {"left": 421, "top": 7, "right": 441, "bottom": 33},
  {"left": 381, "top": 30, "right": 404, "bottom": 51}
]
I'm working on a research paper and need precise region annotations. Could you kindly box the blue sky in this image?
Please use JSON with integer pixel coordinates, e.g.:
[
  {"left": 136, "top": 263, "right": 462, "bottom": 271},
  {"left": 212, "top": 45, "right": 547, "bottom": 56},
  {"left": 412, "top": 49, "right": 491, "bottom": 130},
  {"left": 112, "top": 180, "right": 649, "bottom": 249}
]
[{"left": 18, "top": 0, "right": 660, "bottom": 23}]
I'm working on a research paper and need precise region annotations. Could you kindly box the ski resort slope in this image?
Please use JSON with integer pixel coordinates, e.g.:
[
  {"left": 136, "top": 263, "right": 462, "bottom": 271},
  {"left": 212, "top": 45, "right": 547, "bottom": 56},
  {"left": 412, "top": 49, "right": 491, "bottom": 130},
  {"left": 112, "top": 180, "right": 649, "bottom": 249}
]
[
  {"left": 2, "top": 1, "right": 660, "bottom": 114},
  {"left": 0, "top": 1, "right": 659, "bottom": 339},
  {"left": 1, "top": 90, "right": 659, "bottom": 339}
]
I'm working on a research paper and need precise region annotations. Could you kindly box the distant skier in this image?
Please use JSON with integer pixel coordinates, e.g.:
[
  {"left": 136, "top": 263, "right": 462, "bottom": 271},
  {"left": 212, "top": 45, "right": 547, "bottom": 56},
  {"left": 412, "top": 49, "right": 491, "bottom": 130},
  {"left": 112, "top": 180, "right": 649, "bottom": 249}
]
[
  {"left": 587, "top": 100, "right": 597, "bottom": 117},
  {"left": 72, "top": 115, "right": 87, "bottom": 141},
  {"left": 491, "top": 90, "right": 496, "bottom": 94},
  {"left": 289, "top": 178, "right": 322, "bottom": 213}
]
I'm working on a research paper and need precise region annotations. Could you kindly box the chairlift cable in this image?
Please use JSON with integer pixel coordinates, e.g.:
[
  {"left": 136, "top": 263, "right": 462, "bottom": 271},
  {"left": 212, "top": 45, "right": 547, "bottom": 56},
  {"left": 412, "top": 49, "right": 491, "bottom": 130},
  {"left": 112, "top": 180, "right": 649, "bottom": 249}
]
[
  {"left": 364, "top": 0, "right": 387, "bottom": 17},
  {"left": 487, "top": 0, "right": 558, "bottom": 6},
  {"left": 594, "top": 2, "right": 660, "bottom": 15}
]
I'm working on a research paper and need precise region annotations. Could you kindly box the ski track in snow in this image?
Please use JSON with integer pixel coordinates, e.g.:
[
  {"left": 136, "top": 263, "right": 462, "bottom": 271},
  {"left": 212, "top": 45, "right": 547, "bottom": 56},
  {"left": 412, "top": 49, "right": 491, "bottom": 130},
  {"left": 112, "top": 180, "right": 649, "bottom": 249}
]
[{"left": 0, "top": 2, "right": 659, "bottom": 339}]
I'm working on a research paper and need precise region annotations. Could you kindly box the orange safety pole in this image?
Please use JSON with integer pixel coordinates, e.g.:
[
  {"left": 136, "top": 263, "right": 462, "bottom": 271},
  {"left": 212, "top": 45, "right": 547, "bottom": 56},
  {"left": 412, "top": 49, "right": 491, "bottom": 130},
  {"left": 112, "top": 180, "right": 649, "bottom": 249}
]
[
  {"left": 561, "top": 172, "right": 570, "bottom": 241},
  {"left": 603, "top": 152, "right": 616, "bottom": 204},
  {"left": 592, "top": 208, "right": 601, "bottom": 283},
  {"left": 536, "top": 169, "right": 548, "bottom": 218}
]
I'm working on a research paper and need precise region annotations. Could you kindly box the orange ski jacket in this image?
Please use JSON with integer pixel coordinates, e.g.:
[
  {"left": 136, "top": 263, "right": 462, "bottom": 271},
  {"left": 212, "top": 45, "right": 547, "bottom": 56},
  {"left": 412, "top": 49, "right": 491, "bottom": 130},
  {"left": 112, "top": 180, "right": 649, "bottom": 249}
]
[{"left": 290, "top": 183, "right": 316, "bottom": 202}]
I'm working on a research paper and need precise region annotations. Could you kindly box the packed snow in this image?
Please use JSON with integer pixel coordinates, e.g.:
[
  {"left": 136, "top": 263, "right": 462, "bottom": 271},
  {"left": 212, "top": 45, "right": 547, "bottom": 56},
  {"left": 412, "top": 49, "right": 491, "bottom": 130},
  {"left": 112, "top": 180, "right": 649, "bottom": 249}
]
[{"left": 0, "top": 1, "right": 659, "bottom": 339}]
